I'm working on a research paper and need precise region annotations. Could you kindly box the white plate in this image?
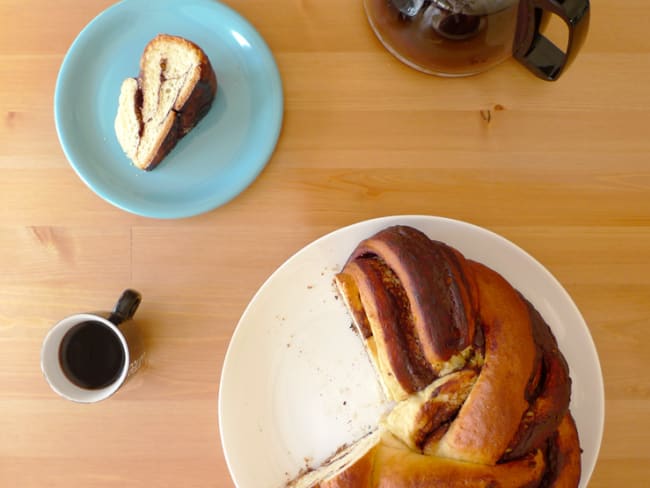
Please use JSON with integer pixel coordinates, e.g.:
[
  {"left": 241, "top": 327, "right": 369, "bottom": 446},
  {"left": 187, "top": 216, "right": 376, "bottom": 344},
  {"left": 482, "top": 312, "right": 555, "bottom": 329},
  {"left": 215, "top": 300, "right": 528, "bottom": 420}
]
[{"left": 218, "top": 215, "right": 604, "bottom": 488}]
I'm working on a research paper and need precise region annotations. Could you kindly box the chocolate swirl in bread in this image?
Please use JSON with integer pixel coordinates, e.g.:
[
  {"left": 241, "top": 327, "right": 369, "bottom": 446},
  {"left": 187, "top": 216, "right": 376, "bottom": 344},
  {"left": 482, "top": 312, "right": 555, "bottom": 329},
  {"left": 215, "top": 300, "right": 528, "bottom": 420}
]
[
  {"left": 115, "top": 34, "right": 217, "bottom": 170},
  {"left": 335, "top": 226, "right": 479, "bottom": 401},
  {"left": 290, "top": 225, "right": 581, "bottom": 488}
]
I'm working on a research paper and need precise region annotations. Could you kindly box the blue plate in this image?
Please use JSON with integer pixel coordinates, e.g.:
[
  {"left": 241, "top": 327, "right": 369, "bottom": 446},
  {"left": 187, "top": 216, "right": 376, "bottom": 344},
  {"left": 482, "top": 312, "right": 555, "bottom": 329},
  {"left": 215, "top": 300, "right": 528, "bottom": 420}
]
[{"left": 54, "top": 0, "right": 283, "bottom": 218}]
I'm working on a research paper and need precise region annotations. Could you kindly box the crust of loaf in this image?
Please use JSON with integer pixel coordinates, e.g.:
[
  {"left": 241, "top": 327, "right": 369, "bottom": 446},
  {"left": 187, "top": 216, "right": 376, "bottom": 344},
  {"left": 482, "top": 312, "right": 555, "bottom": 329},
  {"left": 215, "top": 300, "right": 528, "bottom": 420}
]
[
  {"left": 302, "top": 430, "right": 546, "bottom": 488},
  {"left": 289, "top": 226, "right": 581, "bottom": 488},
  {"left": 335, "top": 226, "right": 478, "bottom": 401},
  {"left": 114, "top": 34, "right": 217, "bottom": 170},
  {"left": 376, "top": 433, "right": 546, "bottom": 488},
  {"left": 432, "top": 261, "right": 537, "bottom": 465},
  {"left": 343, "top": 226, "right": 477, "bottom": 373}
]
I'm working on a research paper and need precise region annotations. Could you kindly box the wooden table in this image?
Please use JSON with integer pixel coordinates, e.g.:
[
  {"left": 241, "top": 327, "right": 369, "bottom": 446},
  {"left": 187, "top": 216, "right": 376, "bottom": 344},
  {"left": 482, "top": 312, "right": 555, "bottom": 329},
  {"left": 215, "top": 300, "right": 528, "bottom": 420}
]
[{"left": 1, "top": 0, "right": 648, "bottom": 486}]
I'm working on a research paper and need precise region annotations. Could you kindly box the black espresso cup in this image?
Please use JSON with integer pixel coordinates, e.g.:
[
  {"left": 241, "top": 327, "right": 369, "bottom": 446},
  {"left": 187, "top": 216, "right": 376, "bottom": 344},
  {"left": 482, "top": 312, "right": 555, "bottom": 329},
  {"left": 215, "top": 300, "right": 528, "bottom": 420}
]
[
  {"left": 41, "top": 289, "right": 144, "bottom": 403},
  {"left": 364, "top": 0, "right": 590, "bottom": 80}
]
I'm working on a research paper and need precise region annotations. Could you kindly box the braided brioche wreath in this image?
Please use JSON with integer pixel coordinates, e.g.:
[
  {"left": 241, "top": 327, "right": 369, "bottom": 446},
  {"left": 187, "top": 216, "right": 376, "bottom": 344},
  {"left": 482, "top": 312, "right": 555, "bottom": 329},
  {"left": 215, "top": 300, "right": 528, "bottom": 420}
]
[{"left": 289, "top": 226, "right": 581, "bottom": 488}]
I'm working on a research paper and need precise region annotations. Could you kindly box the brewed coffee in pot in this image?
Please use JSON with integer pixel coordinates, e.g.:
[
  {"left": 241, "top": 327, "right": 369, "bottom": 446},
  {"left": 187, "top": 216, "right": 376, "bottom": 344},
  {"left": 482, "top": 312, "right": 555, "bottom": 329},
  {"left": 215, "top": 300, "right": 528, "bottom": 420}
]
[{"left": 365, "top": 0, "right": 590, "bottom": 80}]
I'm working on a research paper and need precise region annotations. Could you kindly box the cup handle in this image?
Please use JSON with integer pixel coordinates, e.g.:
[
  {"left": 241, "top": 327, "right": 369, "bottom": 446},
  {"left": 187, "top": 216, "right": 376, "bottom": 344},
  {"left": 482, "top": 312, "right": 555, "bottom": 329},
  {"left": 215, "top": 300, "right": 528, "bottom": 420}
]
[
  {"left": 109, "top": 289, "right": 142, "bottom": 326},
  {"left": 513, "top": 0, "right": 590, "bottom": 81}
]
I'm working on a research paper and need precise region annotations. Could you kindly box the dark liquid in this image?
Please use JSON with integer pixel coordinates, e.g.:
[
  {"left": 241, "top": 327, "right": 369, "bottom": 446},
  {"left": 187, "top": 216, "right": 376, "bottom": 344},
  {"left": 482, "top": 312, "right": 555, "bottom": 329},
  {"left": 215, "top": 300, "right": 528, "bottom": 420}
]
[
  {"left": 59, "top": 321, "right": 125, "bottom": 389},
  {"left": 366, "top": 0, "right": 519, "bottom": 75}
]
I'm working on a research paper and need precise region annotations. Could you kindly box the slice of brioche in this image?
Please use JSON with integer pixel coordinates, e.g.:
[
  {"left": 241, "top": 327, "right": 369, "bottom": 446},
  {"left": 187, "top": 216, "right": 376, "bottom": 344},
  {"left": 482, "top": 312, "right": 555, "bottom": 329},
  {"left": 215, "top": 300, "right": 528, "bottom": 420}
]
[{"left": 115, "top": 34, "right": 217, "bottom": 170}]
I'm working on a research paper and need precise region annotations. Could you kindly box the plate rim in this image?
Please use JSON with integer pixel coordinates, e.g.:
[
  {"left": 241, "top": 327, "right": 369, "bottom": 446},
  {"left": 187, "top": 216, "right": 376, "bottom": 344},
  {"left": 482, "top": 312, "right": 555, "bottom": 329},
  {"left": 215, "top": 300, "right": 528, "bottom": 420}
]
[
  {"left": 53, "top": 0, "right": 284, "bottom": 219},
  {"left": 218, "top": 214, "right": 605, "bottom": 488}
]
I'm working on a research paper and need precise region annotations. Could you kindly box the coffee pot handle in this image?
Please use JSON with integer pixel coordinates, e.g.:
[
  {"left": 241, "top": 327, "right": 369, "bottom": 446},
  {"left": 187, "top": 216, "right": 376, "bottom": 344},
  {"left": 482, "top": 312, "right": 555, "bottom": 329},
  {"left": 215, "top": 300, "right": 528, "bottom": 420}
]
[{"left": 513, "top": 0, "right": 590, "bottom": 81}]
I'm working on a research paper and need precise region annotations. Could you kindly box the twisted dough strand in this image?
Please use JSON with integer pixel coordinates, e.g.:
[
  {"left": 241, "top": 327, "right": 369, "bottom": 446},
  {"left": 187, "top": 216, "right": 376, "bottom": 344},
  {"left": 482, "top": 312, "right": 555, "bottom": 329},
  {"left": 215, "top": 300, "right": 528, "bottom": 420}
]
[{"left": 291, "top": 225, "right": 581, "bottom": 488}]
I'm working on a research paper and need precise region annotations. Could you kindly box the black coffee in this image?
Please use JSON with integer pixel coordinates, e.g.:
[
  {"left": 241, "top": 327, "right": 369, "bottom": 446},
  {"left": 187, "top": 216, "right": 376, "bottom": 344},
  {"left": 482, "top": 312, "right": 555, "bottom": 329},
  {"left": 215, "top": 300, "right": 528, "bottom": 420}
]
[{"left": 59, "top": 321, "right": 125, "bottom": 389}]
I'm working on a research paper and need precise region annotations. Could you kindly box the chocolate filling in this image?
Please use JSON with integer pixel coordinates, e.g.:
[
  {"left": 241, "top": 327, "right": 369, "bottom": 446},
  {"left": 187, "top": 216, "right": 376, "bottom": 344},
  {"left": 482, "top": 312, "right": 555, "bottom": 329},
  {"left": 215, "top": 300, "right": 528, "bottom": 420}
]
[
  {"left": 349, "top": 226, "right": 476, "bottom": 364},
  {"left": 356, "top": 255, "right": 436, "bottom": 393}
]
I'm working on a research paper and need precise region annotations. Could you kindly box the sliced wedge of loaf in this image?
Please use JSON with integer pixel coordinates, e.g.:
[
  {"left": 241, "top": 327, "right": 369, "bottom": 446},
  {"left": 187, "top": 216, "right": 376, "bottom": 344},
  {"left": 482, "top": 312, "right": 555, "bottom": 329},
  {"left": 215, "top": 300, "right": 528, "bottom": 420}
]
[{"left": 115, "top": 34, "right": 217, "bottom": 170}]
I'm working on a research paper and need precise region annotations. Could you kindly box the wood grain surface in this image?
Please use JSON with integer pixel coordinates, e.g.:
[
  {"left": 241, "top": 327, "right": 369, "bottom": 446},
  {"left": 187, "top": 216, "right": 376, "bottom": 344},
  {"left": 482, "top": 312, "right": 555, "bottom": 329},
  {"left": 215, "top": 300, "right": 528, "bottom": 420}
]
[{"left": 1, "top": 0, "right": 649, "bottom": 486}]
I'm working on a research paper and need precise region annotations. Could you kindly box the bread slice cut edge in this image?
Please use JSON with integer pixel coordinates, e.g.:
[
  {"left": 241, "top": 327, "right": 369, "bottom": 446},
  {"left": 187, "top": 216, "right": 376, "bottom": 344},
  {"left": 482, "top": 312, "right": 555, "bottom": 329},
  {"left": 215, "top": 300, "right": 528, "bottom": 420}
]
[{"left": 114, "top": 34, "right": 217, "bottom": 171}]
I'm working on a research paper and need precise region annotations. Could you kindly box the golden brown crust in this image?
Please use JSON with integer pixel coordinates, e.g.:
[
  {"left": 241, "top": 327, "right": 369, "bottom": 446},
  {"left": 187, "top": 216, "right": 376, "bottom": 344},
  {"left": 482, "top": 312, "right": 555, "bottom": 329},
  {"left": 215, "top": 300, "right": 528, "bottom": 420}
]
[
  {"left": 432, "top": 260, "right": 537, "bottom": 465},
  {"left": 295, "top": 225, "right": 581, "bottom": 488},
  {"left": 312, "top": 432, "right": 547, "bottom": 488},
  {"left": 377, "top": 440, "right": 546, "bottom": 488}
]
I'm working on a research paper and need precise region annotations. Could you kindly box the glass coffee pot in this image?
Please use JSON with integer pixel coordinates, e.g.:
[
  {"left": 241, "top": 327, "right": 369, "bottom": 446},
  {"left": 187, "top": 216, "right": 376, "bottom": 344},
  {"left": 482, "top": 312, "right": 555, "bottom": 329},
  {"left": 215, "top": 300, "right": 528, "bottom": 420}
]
[{"left": 364, "top": 0, "right": 590, "bottom": 80}]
